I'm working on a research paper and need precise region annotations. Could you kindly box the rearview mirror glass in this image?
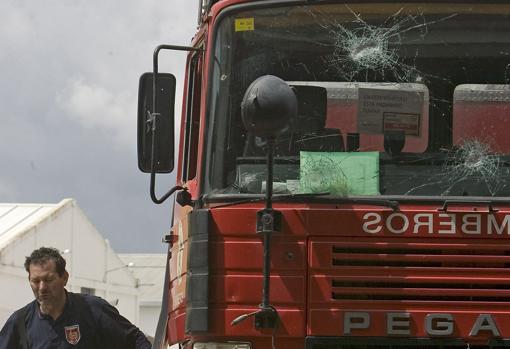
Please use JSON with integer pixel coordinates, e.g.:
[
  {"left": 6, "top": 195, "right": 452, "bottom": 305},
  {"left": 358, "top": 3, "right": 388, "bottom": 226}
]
[{"left": 137, "top": 72, "right": 176, "bottom": 173}]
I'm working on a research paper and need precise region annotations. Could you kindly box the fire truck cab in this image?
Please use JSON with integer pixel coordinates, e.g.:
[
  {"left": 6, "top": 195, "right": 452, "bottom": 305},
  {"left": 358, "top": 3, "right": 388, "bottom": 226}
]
[{"left": 137, "top": 1, "right": 510, "bottom": 348}]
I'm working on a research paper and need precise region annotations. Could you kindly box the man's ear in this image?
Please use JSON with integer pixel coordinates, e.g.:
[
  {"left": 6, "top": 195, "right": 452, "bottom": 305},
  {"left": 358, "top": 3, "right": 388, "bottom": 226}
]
[{"left": 63, "top": 270, "right": 69, "bottom": 285}]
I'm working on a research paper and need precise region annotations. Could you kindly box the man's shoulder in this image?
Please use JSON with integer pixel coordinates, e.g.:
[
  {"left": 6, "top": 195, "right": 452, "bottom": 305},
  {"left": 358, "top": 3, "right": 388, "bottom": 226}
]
[
  {"left": 12, "top": 300, "right": 37, "bottom": 320},
  {"left": 67, "top": 292, "right": 111, "bottom": 311},
  {"left": 0, "top": 301, "right": 36, "bottom": 343}
]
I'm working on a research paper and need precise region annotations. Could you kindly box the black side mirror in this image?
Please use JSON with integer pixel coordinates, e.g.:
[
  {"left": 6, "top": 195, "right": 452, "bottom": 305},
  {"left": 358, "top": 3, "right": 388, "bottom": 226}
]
[{"left": 137, "top": 72, "right": 176, "bottom": 173}]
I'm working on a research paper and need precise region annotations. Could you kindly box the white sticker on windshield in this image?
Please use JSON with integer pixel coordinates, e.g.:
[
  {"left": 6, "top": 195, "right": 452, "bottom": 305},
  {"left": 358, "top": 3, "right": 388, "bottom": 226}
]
[{"left": 358, "top": 88, "right": 424, "bottom": 136}]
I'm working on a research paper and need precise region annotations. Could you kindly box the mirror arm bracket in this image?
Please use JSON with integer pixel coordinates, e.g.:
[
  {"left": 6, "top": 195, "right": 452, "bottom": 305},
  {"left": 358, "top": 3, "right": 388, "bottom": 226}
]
[
  {"left": 148, "top": 44, "right": 202, "bottom": 205},
  {"left": 150, "top": 176, "right": 184, "bottom": 204},
  {"left": 152, "top": 44, "right": 203, "bottom": 81},
  {"left": 151, "top": 45, "right": 203, "bottom": 126}
]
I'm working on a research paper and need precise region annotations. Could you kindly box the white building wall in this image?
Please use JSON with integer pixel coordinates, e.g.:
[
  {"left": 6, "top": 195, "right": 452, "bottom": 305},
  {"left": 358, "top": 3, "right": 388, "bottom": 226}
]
[
  {"left": 0, "top": 266, "right": 32, "bottom": 324},
  {"left": 119, "top": 254, "right": 167, "bottom": 337},
  {"left": 0, "top": 199, "right": 140, "bottom": 327},
  {"left": 139, "top": 304, "right": 161, "bottom": 336}
]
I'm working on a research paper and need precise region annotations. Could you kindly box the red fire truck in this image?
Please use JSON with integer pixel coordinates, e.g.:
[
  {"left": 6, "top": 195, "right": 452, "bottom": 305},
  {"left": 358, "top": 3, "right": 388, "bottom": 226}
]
[{"left": 137, "top": 1, "right": 510, "bottom": 348}]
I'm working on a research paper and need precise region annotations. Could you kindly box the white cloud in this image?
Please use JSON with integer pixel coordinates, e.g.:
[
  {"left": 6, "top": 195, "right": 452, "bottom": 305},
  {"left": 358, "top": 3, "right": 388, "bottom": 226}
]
[
  {"left": 0, "top": 1, "right": 199, "bottom": 252},
  {"left": 6, "top": 0, "right": 198, "bottom": 149},
  {"left": 56, "top": 78, "right": 136, "bottom": 147}
]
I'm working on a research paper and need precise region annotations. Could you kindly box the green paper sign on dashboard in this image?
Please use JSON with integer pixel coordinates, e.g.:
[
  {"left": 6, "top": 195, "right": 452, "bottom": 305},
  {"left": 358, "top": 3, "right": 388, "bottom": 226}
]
[{"left": 299, "top": 151, "right": 380, "bottom": 195}]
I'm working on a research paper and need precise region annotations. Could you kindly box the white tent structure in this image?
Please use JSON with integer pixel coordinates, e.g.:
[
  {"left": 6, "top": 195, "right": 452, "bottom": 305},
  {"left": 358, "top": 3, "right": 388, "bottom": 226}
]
[{"left": 0, "top": 199, "right": 139, "bottom": 327}]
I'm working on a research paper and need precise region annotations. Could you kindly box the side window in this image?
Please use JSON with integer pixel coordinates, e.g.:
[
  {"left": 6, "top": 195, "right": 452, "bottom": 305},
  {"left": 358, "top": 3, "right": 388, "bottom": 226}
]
[{"left": 182, "top": 50, "right": 203, "bottom": 181}]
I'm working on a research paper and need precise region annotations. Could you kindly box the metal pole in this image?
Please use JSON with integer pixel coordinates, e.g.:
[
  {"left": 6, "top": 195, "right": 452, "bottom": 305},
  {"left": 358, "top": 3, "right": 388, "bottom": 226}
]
[{"left": 261, "top": 139, "right": 275, "bottom": 309}]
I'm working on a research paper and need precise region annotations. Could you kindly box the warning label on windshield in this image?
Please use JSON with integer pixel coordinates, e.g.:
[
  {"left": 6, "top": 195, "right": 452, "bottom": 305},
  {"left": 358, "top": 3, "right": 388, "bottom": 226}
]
[
  {"left": 383, "top": 112, "right": 420, "bottom": 136},
  {"left": 358, "top": 88, "right": 424, "bottom": 136}
]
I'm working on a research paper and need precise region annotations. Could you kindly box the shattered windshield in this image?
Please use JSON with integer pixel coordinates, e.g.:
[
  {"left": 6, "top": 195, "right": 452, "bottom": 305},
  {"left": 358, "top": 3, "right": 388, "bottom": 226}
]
[{"left": 205, "top": 3, "right": 510, "bottom": 198}]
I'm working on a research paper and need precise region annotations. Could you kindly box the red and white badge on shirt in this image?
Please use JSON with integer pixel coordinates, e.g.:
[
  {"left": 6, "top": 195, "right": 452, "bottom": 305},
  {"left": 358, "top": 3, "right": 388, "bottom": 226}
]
[{"left": 64, "top": 324, "right": 81, "bottom": 345}]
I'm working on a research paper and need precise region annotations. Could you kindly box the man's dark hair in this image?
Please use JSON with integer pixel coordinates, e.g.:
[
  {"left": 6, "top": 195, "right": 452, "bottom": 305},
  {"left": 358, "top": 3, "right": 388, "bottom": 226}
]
[{"left": 24, "top": 247, "right": 67, "bottom": 276}]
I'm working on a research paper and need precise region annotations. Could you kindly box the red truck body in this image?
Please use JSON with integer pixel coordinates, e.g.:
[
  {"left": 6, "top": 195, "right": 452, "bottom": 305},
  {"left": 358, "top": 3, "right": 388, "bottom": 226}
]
[{"left": 138, "top": 1, "right": 510, "bottom": 348}]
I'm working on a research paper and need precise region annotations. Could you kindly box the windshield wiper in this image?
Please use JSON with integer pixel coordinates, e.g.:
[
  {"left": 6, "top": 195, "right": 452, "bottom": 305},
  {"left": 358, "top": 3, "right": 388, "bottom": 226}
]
[
  {"left": 202, "top": 192, "right": 399, "bottom": 210},
  {"left": 203, "top": 192, "right": 329, "bottom": 208}
]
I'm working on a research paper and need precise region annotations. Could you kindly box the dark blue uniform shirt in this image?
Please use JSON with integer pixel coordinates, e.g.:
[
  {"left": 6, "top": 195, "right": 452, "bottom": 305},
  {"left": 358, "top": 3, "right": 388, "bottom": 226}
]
[{"left": 0, "top": 292, "right": 151, "bottom": 349}]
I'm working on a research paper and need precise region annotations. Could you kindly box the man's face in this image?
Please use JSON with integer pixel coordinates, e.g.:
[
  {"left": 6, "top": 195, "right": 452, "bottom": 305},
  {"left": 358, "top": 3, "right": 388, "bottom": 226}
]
[{"left": 28, "top": 260, "right": 68, "bottom": 307}]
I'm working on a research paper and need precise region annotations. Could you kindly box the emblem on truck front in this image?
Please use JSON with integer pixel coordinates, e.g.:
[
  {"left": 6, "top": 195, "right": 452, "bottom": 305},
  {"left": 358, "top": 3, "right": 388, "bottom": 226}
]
[{"left": 344, "top": 312, "right": 501, "bottom": 337}]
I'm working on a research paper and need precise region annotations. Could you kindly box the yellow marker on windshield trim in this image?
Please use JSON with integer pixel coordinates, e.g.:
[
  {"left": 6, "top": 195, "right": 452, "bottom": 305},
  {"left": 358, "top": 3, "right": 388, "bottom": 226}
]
[{"left": 235, "top": 18, "right": 255, "bottom": 32}]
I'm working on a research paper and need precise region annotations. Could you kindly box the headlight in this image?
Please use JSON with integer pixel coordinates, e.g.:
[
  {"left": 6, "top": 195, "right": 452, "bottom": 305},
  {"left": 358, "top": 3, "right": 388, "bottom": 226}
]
[{"left": 192, "top": 342, "right": 251, "bottom": 349}]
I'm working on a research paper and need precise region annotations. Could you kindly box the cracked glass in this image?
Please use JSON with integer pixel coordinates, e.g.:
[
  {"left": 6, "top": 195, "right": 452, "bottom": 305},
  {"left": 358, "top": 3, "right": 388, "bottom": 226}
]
[{"left": 205, "top": 3, "right": 510, "bottom": 198}]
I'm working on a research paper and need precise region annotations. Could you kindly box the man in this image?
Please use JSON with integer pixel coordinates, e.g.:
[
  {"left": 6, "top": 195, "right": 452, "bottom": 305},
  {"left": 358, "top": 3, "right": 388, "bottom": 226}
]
[{"left": 0, "top": 247, "right": 152, "bottom": 348}]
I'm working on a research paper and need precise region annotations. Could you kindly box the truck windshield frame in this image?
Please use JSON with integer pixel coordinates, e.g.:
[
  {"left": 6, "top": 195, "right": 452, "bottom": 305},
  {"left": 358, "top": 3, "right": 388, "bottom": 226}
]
[{"left": 203, "top": 1, "right": 510, "bottom": 200}]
